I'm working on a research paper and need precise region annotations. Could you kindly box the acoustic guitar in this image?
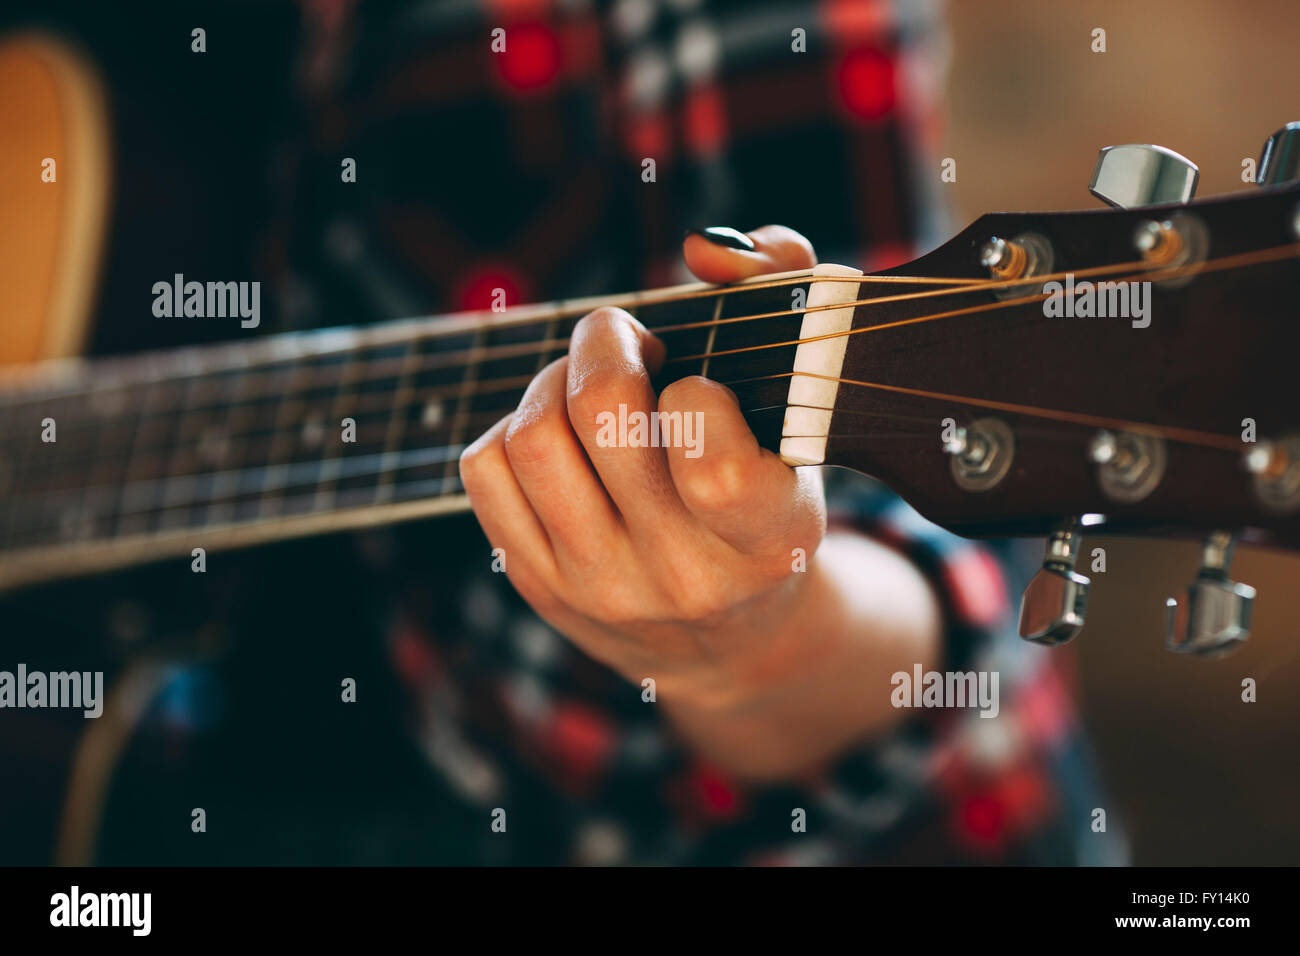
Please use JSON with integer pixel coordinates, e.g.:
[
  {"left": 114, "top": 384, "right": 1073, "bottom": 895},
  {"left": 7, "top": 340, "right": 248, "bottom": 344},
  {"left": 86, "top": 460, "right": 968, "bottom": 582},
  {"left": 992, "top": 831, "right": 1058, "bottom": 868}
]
[{"left": 3, "top": 36, "right": 1299, "bottom": 659}]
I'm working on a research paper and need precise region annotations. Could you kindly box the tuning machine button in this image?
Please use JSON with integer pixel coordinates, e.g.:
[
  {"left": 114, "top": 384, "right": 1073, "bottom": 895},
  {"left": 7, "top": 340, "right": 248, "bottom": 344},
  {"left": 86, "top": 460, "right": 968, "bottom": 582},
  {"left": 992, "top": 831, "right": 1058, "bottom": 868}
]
[
  {"left": 1089, "top": 429, "right": 1167, "bottom": 503},
  {"left": 1165, "top": 531, "right": 1255, "bottom": 657},
  {"left": 944, "top": 417, "right": 1014, "bottom": 492},
  {"left": 1257, "top": 122, "right": 1300, "bottom": 187},
  {"left": 1246, "top": 434, "right": 1300, "bottom": 513},
  {"left": 1019, "top": 524, "right": 1090, "bottom": 646},
  {"left": 1089, "top": 144, "right": 1199, "bottom": 209},
  {"left": 977, "top": 232, "right": 1054, "bottom": 300}
]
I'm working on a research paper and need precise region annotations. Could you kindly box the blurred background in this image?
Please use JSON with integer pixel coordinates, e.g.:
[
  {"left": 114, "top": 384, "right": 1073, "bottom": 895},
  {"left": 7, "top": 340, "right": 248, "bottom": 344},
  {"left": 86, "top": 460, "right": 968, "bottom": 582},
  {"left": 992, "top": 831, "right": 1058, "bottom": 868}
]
[
  {"left": 946, "top": 0, "right": 1300, "bottom": 865},
  {"left": 1, "top": 0, "right": 1298, "bottom": 865}
]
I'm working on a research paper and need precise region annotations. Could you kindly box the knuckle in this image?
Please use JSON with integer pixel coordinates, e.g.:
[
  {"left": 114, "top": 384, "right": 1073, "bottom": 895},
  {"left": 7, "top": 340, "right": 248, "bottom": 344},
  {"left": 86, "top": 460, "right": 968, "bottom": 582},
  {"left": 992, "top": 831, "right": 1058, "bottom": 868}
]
[
  {"left": 679, "top": 454, "right": 750, "bottom": 514},
  {"left": 458, "top": 429, "right": 505, "bottom": 491},
  {"left": 574, "top": 306, "right": 633, "bottom": 340},
  {"left": 503, "top": 409, "right": 561, "bottom": 469},
  {"left": 567, "top": 366, "right": 637, "bottom": 426},
  {"left": 657, "top": 376, "right": 705, "bottom": 411},
  {"left": 669, "top": 591, "right": 732, "bottom": 628},
  {"left": 573, "top": 580, "right": 644, "bottom": 629}
]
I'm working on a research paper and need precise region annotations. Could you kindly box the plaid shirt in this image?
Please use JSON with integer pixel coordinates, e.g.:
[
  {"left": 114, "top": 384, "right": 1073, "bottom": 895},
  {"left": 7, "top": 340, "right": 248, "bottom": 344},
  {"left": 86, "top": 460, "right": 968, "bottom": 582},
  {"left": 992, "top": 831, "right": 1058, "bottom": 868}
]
[
  {"left": 21, "top": 0, "right": 1120, "bottom": 865},
  {"left": 256, "top": 0, "right": 1119, "bottom": 865}
]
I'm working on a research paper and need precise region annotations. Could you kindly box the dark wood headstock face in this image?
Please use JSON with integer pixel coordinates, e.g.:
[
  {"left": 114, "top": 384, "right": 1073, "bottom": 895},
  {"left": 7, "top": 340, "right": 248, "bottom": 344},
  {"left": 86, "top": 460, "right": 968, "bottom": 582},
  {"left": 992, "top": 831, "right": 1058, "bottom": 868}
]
[{"left": 826, "top": 181, "right": 1300, "bottom": 550}]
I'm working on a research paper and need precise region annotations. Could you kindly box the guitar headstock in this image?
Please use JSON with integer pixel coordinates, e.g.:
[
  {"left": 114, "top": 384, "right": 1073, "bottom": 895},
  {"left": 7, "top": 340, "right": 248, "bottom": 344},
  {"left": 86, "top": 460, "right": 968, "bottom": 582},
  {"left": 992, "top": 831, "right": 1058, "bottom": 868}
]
[{"left": 810, "top": 127, "right": 1300, "bottom": 656}]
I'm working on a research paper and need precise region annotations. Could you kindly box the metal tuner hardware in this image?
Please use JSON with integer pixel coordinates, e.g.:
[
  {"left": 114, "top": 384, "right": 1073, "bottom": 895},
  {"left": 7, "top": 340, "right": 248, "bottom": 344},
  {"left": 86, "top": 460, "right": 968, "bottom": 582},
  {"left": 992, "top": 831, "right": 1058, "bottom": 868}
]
[
  {"left": 1089, "top": 144, "right": 1198, "bottom": 209},
  {"left": 1019, "top": 523, "right": 1090, "bottom": 646},
  {"left": 1165, "top": 531, "right": 1256, "bottom": 658}
]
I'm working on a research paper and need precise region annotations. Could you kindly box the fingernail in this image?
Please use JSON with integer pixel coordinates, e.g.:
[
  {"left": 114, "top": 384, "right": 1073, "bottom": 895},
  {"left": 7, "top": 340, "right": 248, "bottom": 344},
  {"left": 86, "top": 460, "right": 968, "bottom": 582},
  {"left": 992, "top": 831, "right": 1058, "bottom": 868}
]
[{"left": 685, "top": 226, "right": 756, "bottom": 251}]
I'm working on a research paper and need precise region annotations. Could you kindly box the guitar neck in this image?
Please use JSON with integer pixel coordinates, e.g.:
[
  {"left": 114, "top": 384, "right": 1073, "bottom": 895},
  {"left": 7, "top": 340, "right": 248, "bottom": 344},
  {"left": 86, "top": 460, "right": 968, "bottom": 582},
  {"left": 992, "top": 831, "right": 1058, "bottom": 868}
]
[{"left": 0, "top": 268, "right": 822, "bottom": 591}]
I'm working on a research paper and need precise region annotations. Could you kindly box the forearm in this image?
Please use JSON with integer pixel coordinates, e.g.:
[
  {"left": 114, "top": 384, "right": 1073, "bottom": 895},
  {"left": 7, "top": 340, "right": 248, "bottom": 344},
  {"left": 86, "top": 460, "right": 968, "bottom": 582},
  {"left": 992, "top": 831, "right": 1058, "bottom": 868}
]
[{"left": 662, "top": 531, "right": 943, "bottom": 782}]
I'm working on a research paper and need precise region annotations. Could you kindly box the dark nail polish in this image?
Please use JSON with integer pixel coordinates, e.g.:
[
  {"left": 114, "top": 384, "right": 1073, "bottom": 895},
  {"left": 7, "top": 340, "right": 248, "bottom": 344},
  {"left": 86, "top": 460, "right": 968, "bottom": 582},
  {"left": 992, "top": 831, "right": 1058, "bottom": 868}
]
[{"left": 685, "top": 226, "right": 756, "bottom": 251}]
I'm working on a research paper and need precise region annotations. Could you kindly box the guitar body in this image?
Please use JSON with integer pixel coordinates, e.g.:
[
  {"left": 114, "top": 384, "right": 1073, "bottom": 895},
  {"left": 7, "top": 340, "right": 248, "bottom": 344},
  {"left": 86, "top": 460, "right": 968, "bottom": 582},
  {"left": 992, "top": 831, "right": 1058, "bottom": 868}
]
[{"left": 0, "top": 33, "right": 109, "bottom": 369}]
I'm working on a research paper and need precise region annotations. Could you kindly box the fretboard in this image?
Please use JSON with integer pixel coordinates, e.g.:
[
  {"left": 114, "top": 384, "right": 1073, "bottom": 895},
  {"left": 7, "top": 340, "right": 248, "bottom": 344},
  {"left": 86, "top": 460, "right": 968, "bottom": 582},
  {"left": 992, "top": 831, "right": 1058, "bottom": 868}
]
[{"left": 0, "top": 268, "right": 822, "bottom": 591}]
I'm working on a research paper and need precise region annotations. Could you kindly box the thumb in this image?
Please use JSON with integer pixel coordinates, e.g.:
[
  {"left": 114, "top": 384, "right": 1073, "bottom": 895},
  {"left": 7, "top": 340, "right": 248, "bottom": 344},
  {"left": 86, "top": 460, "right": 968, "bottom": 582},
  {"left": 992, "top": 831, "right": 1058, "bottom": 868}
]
[{"left": 683, "top": 225, "right": 817, "bottom": 283}]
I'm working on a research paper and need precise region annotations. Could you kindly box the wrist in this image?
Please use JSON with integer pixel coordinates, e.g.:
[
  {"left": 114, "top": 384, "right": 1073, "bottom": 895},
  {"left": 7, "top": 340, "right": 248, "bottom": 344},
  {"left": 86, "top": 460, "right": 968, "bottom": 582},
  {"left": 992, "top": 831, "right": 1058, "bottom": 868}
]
[
  {"left": 658, "top": 531, "right": 944, "bottom": 781},
  {"left": 659, "top": 547, "right": 844, "bottom": 713}
]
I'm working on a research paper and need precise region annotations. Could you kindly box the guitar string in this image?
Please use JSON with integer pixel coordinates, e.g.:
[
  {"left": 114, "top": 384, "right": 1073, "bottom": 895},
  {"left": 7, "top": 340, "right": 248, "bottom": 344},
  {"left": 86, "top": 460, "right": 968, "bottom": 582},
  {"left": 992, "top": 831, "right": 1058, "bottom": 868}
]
[
  {"left": 665, "top": 242, "right": 1300, "bottom": 365},
  {"left": 1, "top": 243, "right": 1293, "bottom": 538},
  {"left": 4, "top": 398, "right": 1117, "bottom": 519},
  {"left": 4, "top": 235, "right": 1285, "bottom": 467},
  {"left": 3, "top": 350, "right": 1262, "bottom": 538},
  {"left": 743, "top": 371, "right": 1246, "bottom": 452},
  {"left": 0, "top": 240, "right": 1277, "bottom": 459},
  {"left": 3, "top": 408, "right": 955, "bottom": 539},
  {"left": 0, "top": 388, "right": 1258, "bottom": 547},
  {"left": 0, "top": 272, "right": 981, "bottom": 414},
  {"left": 0, "top": 244, "right": 1282, "bottom": 535},
  {"left": 4, "top": 242, "right": 1279, "bottom": 424}
]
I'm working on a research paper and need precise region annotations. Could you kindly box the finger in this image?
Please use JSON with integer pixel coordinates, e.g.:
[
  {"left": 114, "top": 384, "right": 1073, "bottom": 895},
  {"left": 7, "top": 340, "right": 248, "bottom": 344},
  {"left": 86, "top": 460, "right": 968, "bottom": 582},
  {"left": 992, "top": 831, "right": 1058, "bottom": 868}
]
[
  {"left": 565, "top": 307, "right": 685, "bottom": 526},
  {"left": 683, "top": 224, "right": 817, "bottom": 283},
  {"left": 458, "top": 414, "right": 560, "bottom": 598},
  {"left": 658, "top": 376, "right": 825, "bottom": 555},
  {"left": 504, "top": 357, "right": 625, "bottom": 566}
]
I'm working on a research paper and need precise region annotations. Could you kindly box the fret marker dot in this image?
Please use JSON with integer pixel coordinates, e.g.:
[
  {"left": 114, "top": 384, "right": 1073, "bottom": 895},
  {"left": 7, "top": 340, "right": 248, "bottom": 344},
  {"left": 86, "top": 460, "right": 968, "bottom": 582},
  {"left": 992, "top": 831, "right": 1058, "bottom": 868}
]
[
  {"left": 422, "top": 402, "right": 444, "bottom": 429},
  {"left": 301, "top": 417, "right": 325, "bottom": 447}
]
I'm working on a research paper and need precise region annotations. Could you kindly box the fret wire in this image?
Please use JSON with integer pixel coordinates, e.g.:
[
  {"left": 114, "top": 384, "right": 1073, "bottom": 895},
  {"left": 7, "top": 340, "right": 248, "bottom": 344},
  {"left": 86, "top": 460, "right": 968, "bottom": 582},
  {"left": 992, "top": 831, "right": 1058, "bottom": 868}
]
[
  {"left": 206, "top": 369, "right": 257, "bottom": 528},
  {"left": 535, "top": 308, "right": 561, "bottom": 373},
  {"left": 441, "top": 326, "right": 487, "bottom": 494},
  {"left": 375, "top": 338, "right": 422, "bottom": 505},
  {"left": 257, "top": 360, "right": 313, "bottom": 520},
  {"left": 699, "top": 292, "right": 725, "bottom": 380},
  {"left": 312, "top": 351, "right": 364, "bottom": 515},
  {"left": 82, "top": 388, "right": 135, "bottom": 545},
  {"left": 153, "top": 370, "right": 202, "bottom": 533},
  {"left": 110, "top": 381, "right": 161, "bottom": 544}
]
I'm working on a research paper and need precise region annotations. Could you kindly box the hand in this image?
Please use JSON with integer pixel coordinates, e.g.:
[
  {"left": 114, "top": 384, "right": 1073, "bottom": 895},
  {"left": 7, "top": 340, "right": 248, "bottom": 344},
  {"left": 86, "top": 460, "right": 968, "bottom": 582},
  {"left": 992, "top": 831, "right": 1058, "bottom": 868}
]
[{"left": 460, "top": 226, "right": 940, "bottom": 780}]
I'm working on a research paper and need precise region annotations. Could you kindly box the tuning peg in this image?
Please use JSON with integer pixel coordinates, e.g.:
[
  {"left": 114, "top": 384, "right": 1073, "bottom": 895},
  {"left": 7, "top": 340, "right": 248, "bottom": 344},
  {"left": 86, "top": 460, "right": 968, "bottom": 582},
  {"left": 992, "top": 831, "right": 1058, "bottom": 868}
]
[
  {"left": 1089, "top": 144, "right": 1199, "bottom": 209},
  {"left": 1165, "top": 531, "right": 1256, "bottom": 657},
  {"left": 1257, "top": 122, "right": 1300, "bottom": 187},
  {"left": 1019, "top": 524, "right": 1090, "bottom": 645}
]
